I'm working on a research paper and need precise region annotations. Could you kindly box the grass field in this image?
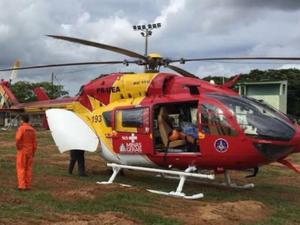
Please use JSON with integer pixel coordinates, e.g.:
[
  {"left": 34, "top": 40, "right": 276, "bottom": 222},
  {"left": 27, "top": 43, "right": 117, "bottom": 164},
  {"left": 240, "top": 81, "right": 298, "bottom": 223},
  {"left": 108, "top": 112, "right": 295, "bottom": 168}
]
[{"left": 0, "top": 130, "right": 300, "bottom": 225}]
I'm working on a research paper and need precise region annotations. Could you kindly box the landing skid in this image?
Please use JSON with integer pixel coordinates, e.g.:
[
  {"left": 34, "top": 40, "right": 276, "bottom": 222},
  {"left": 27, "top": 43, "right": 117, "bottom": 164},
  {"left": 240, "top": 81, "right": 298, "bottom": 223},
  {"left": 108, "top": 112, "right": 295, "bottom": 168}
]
[
  {"left": 221, "top": 170, "right": 255, "bottom": 189},
  {"left": 158, "top": 170, "right": 255, "bottom": 189},
  {"left": 147, "top": 189, "right": 204, "bottom": 200},
  {"left": 97, "top": 163, "right": 214, "bottom": 199}
]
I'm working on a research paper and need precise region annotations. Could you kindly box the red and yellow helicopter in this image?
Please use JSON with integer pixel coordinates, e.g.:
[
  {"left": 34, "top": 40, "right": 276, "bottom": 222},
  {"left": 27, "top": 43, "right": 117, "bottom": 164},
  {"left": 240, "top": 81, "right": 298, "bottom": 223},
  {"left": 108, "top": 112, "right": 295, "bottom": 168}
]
[{"left": 2, "top": 35, "right": 300, "bottom": 199}]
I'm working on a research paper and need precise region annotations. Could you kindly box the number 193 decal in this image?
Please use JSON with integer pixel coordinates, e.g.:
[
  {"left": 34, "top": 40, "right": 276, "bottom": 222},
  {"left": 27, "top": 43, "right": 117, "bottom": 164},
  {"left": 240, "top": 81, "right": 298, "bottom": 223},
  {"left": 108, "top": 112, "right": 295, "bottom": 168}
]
[{"left": 92, "top": 115, "right": 102, "bottom": 123}]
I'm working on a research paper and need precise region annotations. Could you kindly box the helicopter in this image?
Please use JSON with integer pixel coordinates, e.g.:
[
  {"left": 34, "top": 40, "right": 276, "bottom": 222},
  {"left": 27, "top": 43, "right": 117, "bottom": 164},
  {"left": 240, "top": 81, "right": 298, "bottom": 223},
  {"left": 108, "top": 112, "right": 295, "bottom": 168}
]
[{"left": 1, "top": 35, "right": 300, "bottom": 199}]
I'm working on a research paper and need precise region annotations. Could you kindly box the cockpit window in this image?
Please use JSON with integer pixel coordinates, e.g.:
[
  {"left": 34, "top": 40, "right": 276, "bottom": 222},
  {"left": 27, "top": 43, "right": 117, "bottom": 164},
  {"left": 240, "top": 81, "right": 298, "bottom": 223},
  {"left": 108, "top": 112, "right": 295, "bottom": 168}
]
[
  {"left": 247, "top": 97, "right": 291, "bottom": 122},
  {"left": 207, "top": 93, "right": 295, "bottom": 141},
  {"left": 200, "top": 104, "right": 237, "bottom": 136}
]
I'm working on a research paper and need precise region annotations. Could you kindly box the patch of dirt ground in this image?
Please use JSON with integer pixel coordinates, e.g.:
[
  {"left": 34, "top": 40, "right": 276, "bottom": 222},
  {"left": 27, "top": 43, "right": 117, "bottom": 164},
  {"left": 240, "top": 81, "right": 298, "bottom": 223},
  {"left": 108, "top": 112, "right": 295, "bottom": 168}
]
[
  {"left": 0, "top": 212, "right": 139, "bottom": 225},
  {"left": 46, "top": 211, "right": 139, "bottom": 225},
  {"left": 52, "top": 184, "right": 141, "bottom": 201},
  {"left": 153, "top": 196, "right": 268, "bottom": 225},
  {"left": 52, "top": 186, "right": 106, "bottom": 201},
  {"left": 166, "top": 200, "right": 267, "bottom": 225}
]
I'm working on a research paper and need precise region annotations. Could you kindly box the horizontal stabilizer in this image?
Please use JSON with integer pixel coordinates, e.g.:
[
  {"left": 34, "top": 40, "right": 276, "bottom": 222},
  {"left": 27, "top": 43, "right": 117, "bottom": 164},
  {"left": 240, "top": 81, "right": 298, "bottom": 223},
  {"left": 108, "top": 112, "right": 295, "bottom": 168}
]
[{"left": 46, "top": 109, "right": 99, "bottom": 153}]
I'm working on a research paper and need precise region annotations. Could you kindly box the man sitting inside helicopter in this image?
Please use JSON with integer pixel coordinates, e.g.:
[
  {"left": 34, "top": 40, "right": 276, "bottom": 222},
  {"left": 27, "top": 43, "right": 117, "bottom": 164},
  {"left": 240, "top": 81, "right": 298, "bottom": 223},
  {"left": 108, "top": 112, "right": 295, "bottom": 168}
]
[
  {"left": 168, "top": 127, "right": 196, "bottom": 143},
  {"left": 158, "top": 107, "right": 197, "bottom": 151}
]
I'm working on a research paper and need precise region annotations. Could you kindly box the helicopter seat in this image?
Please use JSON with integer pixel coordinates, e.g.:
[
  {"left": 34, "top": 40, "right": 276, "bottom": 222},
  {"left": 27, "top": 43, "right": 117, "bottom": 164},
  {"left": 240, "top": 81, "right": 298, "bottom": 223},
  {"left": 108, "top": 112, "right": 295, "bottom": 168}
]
[{"left": 158, "top": 107, "right": 186, "bottom": 149}]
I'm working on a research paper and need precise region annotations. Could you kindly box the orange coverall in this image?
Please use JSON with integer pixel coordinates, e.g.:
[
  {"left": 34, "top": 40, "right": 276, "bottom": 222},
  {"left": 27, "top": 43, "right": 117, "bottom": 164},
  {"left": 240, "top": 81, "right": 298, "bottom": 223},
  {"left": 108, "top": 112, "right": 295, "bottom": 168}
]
[{"left": 16, "top": 122, "right": 37, "bottom": 190}]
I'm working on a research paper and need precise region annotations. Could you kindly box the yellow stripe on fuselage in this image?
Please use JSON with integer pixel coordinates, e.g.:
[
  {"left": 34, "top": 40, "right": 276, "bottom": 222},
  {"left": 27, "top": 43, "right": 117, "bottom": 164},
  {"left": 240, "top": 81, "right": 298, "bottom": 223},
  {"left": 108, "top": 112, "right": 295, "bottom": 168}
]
[
  {"left": 88, "top": 95, "right": 102, "bottom": 111},
  {"left": 93, "top": 73, "right": 158, "bottom": 153},
  {"left": 110, "top": 73, "right": 157, "bottom": 102}
]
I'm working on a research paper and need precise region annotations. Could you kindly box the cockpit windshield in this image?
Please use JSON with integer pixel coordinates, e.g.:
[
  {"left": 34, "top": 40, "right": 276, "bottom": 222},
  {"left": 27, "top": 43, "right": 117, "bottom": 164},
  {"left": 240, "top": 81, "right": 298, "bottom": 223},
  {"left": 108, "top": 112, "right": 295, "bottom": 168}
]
[{"left": 207, "top": 93, "right": 295, "bottom": 141}]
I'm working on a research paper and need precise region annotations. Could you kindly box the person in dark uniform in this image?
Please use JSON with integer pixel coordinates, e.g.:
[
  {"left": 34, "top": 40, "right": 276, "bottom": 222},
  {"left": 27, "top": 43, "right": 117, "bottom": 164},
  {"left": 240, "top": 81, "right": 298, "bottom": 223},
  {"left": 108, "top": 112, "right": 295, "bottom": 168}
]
[{"left": 68, "top": 150, "right": 86, "bottom": 176}]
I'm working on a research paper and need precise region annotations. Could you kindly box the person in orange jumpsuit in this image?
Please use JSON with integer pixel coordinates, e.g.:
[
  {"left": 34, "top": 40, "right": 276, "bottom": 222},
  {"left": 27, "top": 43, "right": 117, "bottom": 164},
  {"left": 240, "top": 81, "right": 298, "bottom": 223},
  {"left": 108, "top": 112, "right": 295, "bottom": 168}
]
[{"left": 16, "top": 114, "right": 37, "bottom": 191}]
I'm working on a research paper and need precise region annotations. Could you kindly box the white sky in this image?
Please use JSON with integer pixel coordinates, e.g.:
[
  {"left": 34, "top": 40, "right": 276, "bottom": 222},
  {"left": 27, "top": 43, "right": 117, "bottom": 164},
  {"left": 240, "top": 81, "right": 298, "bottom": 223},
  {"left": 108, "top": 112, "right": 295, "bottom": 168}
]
[{"left": 1, "top": 0, "right": 300, "bottom": 94}]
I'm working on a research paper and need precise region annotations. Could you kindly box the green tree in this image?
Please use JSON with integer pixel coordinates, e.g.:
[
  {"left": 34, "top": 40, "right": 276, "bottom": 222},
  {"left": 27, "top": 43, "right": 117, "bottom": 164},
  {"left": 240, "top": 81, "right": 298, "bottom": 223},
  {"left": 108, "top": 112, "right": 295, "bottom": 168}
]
[
  {"left": 11, "top": 81, "right": 69, "bottom": 103},
  {"left": 33, "top": 82, "right": 69, "bottom": 99}
]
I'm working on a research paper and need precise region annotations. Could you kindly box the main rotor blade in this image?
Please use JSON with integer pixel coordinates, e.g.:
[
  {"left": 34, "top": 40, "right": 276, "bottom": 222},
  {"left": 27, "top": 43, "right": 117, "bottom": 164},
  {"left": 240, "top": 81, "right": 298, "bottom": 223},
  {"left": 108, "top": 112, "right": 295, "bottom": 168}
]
[
  {"left": 166, "top": 65, "right": 199, "bottom": 79},
  {"left": 0, "top": 60, "right": 137, "bottom": 71},
  {"left": 48, "top": 35, "right": 148, "bottom": 60},
  {"left": 170, "top": 57, "right": 300, "bottom": 63}
]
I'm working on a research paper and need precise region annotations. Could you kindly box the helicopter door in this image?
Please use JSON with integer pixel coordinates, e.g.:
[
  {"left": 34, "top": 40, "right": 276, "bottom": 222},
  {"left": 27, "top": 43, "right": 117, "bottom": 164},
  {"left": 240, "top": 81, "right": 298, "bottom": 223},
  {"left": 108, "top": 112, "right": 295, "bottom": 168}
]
[
  {"left": 112, "top": 107, "right": 153, "bottom": 155},
  {"left": 199, "top": 100, "right": 240, "bottom": 160}
]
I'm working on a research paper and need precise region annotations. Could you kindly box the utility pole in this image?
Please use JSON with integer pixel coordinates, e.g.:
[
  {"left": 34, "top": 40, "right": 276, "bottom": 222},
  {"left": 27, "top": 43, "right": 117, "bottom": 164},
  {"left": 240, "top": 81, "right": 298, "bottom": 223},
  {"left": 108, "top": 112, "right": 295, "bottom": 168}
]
[
  {"left": 51, "top": 72, "right": 54, "bottom": 86},
  {"left": 133, "top": 23, "right": 162, "bottom": 71}
]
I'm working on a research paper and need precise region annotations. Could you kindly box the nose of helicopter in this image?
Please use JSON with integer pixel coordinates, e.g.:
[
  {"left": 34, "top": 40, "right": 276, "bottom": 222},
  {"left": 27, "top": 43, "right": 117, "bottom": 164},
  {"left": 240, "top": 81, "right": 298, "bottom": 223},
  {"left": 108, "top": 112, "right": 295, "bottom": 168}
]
[{"left": 252, "top": 123, "right": 300, "bottom": 161}]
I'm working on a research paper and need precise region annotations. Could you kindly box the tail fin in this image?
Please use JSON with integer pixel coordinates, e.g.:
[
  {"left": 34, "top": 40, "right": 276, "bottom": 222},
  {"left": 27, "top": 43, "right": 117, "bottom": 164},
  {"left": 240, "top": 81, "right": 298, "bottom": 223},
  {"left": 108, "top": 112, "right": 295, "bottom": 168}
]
[
  {"left": 0, "top": 80, "right": 19, "bottom": 108},
  {"left": 222, "top": 75, "right": 241, "bottom": 88},
  {"left": 33, "top": 87, "right": 50, "bottom": 101}
]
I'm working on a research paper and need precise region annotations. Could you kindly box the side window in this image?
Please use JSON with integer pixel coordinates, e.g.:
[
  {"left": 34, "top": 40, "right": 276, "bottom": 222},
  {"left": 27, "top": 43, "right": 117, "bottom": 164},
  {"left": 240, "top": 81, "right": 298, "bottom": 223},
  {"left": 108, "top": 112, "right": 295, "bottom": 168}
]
[
  {"left": 115, "top": 108, "right": 149, "bottom": 133},
  {"left": 200, "top": 104, "right": 237, "bottom": 136},
  {"left": 102, "top": 111, "right": 112, "bottom": 127}
]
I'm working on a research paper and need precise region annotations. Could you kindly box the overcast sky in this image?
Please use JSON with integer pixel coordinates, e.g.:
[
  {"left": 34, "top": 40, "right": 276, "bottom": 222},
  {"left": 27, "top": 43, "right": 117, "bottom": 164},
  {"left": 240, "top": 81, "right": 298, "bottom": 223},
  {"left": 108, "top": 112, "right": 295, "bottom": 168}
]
[{"left": 1, "top": 0, "right": 300, "bottom": 95}]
